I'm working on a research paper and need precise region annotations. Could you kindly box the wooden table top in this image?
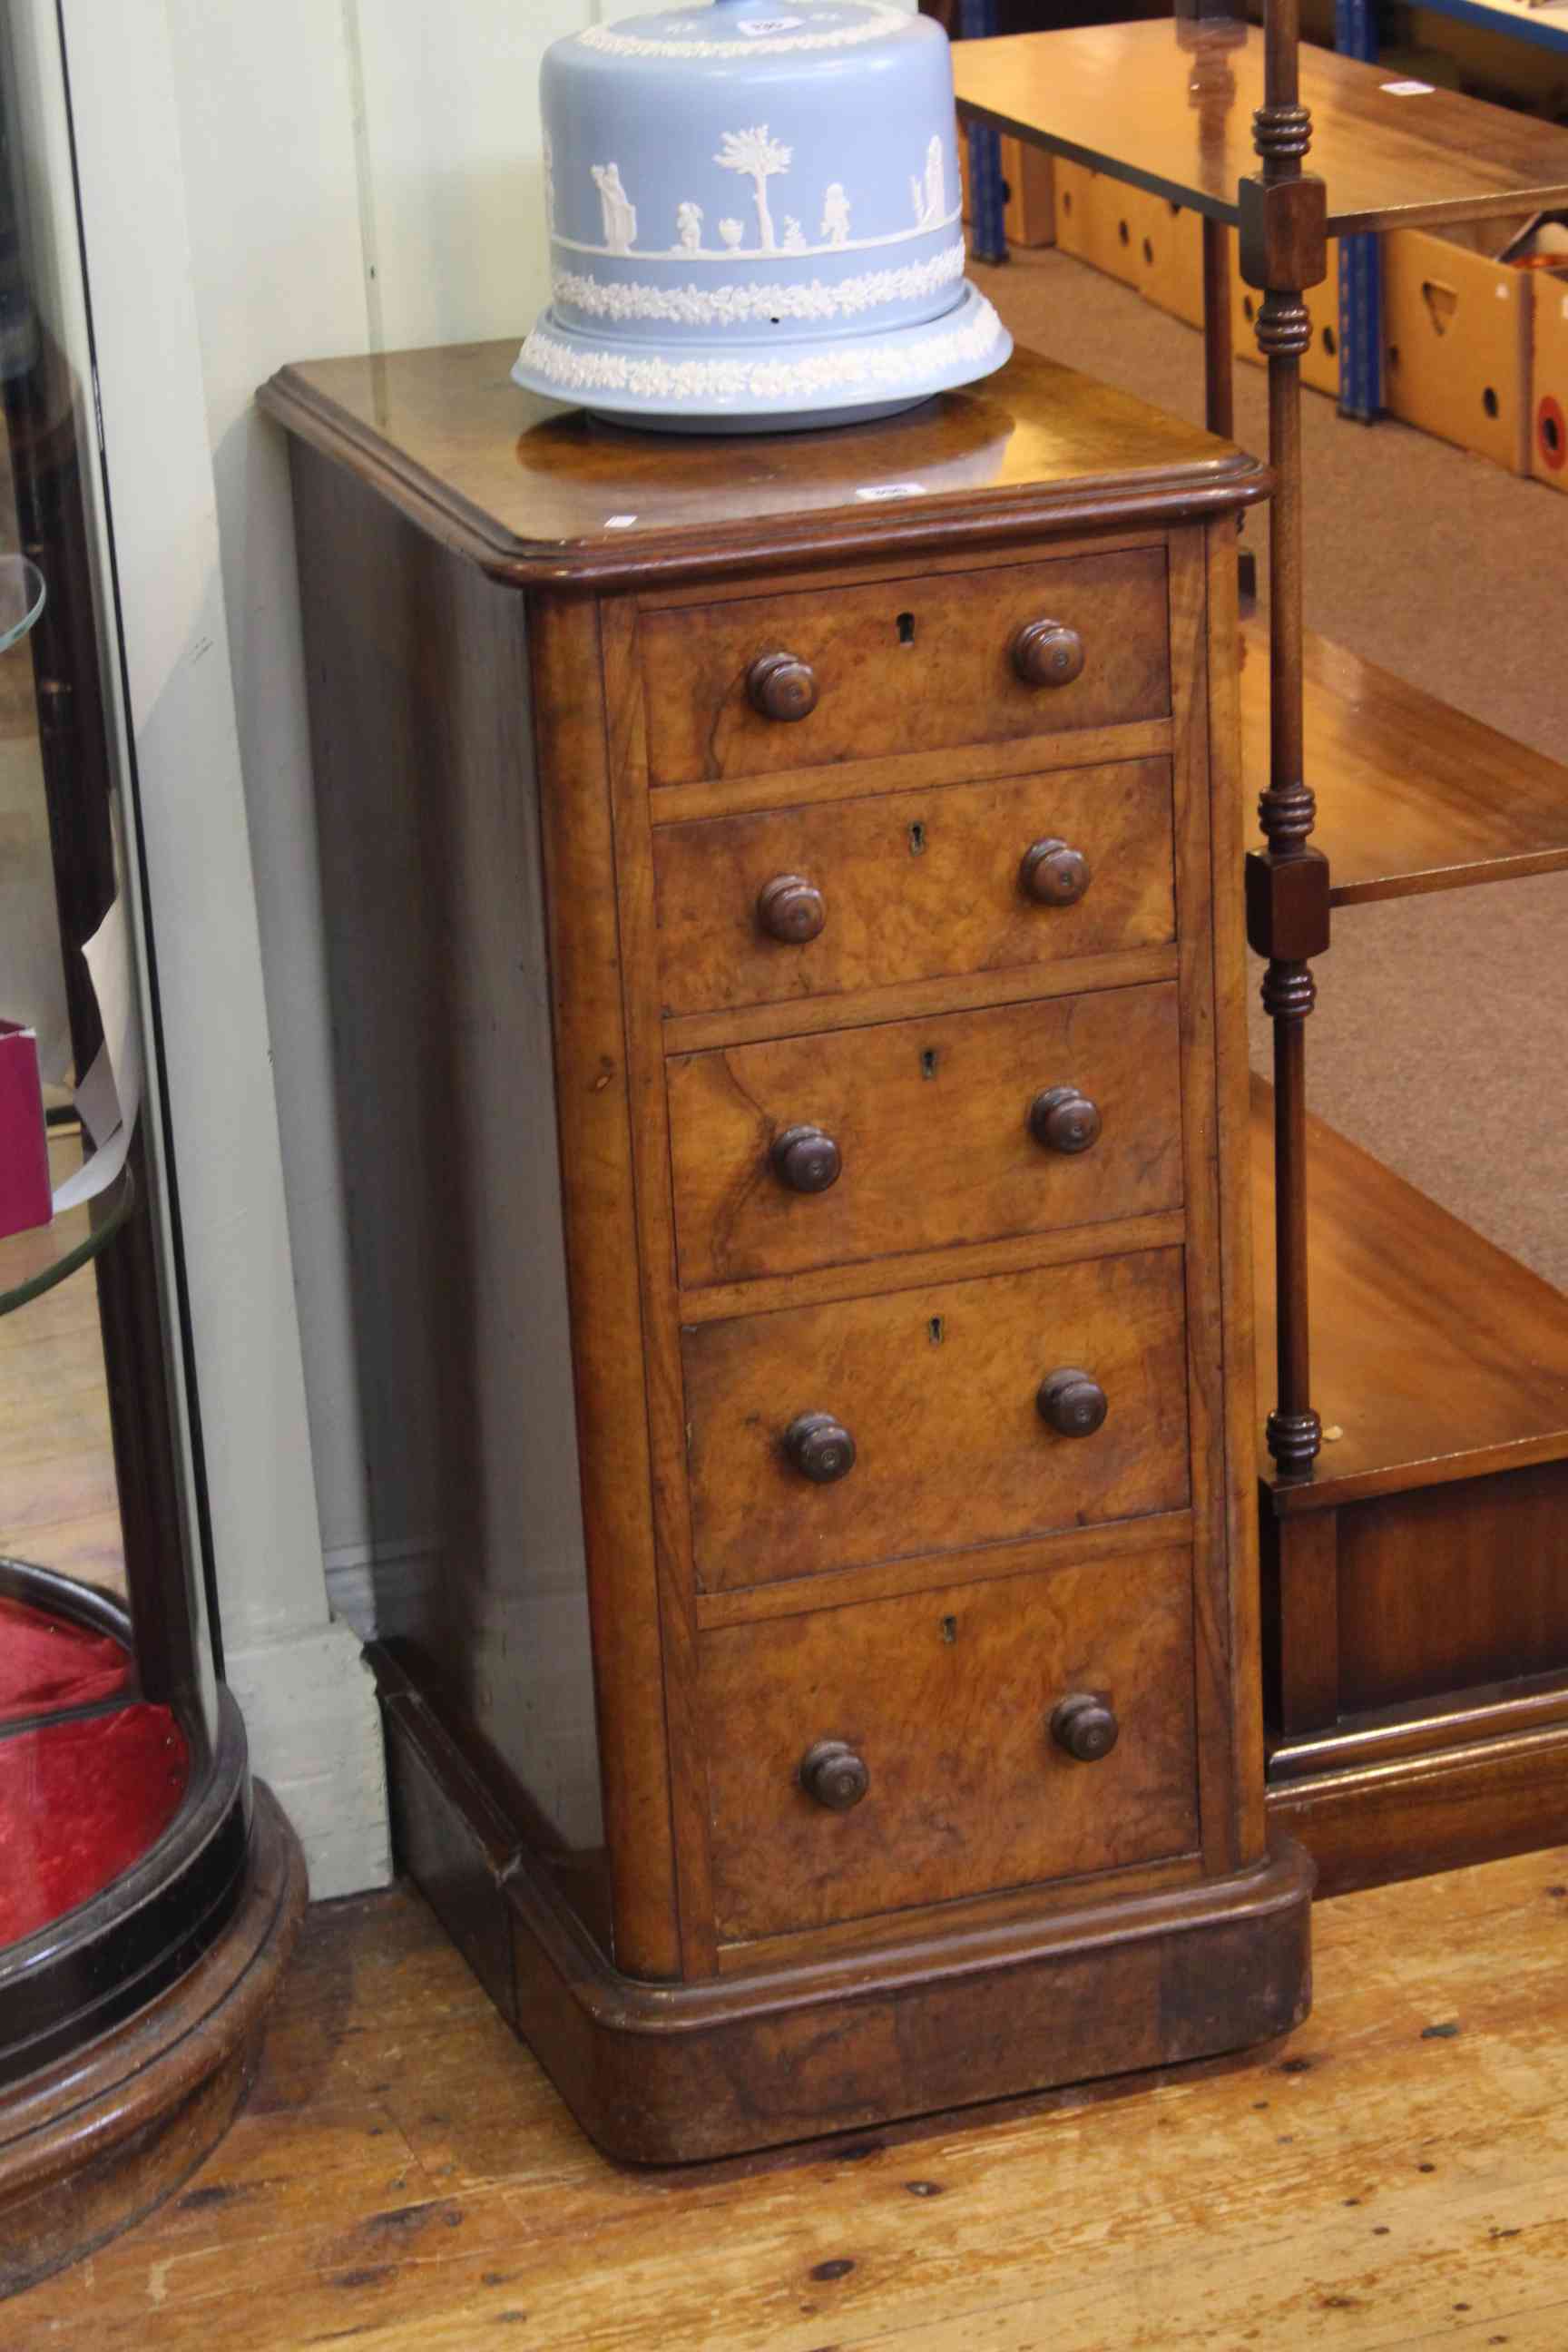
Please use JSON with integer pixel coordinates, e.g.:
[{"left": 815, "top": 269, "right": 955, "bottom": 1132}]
[
  {"left": 259, "top": 341, "right": 1265, "bottom": 590},
  {"left": 953, "top": 20, "right": 1568, "bottom": 236}
]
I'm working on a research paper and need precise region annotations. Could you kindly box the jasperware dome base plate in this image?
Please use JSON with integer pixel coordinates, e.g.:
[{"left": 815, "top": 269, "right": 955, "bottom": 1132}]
[{"left": 514, "top": 279, "right": 1011, "bottom": 435}]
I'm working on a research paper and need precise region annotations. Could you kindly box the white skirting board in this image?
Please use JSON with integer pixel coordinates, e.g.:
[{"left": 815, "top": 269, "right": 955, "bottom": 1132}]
[{"left": 224, "top": 1622, "right": 389, "bottom": 1900}]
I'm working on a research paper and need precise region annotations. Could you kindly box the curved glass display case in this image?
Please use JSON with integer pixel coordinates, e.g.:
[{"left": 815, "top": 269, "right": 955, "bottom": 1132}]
[{"left": 0, "top": 5, "right": 303, "bottom": 2298}]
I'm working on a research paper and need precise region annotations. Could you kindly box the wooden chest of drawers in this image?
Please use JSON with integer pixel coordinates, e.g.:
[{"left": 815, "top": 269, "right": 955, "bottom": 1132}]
[{"left": 262, "top": 342, "right": 1312, "bottom": 2162}]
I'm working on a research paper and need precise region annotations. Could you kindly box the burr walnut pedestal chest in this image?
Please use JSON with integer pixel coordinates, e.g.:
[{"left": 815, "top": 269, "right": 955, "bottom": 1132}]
[{"left": 260, "top": 342, "right": 1312, "bottom": 2163}]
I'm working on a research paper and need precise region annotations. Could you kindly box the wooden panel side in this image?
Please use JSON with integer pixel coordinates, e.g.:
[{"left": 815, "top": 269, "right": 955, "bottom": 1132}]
[
  {"left": 1203, "top": 517, "right": 1267, "bottom": 1866},
  {"left": 1169, "top": 522, "right": 1256, "bottom": 1878},
  {"left": 600, "top": 595, "right": 720, "bottom": 1979},
  {"left": 1336, "top": 1461, "right": 1568, "bottom": 1716},
  {"left": 528, "top": 594, "right": 681, "bottom": 1980},
  {"left": 288, "top": 444, "right": 615, "bottom": 1931}
]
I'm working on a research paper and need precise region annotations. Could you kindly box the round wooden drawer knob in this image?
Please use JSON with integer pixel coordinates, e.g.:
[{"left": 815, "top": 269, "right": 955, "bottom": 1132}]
[
  {"left": 1019, "top": 838, "right": 1092, "bottom": 907},
  {"left": 784, "top": 1411, "right": 857, "bottom": 1485},
  {"left": 800, "top": 1738, "right": 870, "bottom": 1811},
  {"left": 1050, "top": 1693, "right": 1120, "bottom": 1763},
  {"left": 1036, "top": 1367, "right": 1109, "bottom": 1438},
  {"left": 772, "top": 1124, "right": 842, "bottom": 1194},
  {"left": 747, "top": 649, "right": 819, "bottom": 722},
  {"left": 1029, "top": 1086, "right": 1102, "bottom": 1156},
  {"left": 757, "top": 873, "right": 827, "bottom": 945},
  {"left": 1012, "top": 619, "right": 1085, "bottom": 689}
]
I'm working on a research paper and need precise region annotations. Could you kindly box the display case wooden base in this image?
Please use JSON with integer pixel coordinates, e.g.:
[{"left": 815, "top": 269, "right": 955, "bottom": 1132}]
[
  {"left": 0, "top": 1779, "right": 306, "bottom": 2298},
  {"left": 262, "top": 339, "right": 1312, "bottom": 2163},
  {"left": 1255, "top": 1087, "right": 1568, "bottom": 1896}
]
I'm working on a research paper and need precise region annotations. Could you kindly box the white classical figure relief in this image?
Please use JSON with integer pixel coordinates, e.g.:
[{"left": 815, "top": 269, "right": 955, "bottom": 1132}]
[
  {"left": 782, "top": 216, "right": 807, "bottom": 252},
  {"left": 715, "top": 125, "right": 793, "bottom": 254},
  {"left": 911, "top": 134, "right": 946, "bottom": 228},
  {"left": 591, "top": 162, "right": 638, "bottom": 254},
  {"left": 821, "top": 182, "right": 851, "bottom": 247},
  {"left": 719, "top": 217, "right": 745, "bottom": 250},
  {"left": 675, "top": 201, "right": 703, "bottom": 253}
]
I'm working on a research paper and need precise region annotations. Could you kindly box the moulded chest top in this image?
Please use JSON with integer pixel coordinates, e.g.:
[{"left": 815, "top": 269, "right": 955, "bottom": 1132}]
[
  {"left": 953, "top": 19, "right": 1568, "bottom": 237},
  {"left": 259, "top": 340, "right": 1266, "bottom": 591}
]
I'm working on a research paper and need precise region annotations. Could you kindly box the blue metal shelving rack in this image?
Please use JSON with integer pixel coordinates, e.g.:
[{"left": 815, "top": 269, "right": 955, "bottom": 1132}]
[
  {"left": 1335, "top": 0, "right": 1384, "bottom": 417},
  {"left": 959, "top": 0, "right": 1010, "bottom": 264}
]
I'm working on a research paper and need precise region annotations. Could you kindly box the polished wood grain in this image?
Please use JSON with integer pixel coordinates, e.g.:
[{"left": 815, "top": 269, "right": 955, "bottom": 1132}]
[
  {"left": 531, "top": 595, "right": 685, "bottom": 1980},
  {"left": 694, "top": 1510, "right": 1197, "bottom": 1630},
  {"left": 683, "top": 1246, "right": 1191, "bottom": 1592},
  {"left": 602, "top": 594, "right": 722, "bottom": 1979},
  {"left": 678, "top": 1209, "right": 1190, "bottom": 1328},
  {"left": 1240, "top": 622, "right": 1568, "bottom": 906},
  {"left": 640, "top": 548, "right": 1171, "bottom": 786},
  {"left": 662, "top": 940, "right": 1181, "bottom": 1055},
  {"left": 1251, "top": 1079, "right": 1568, "bottom": 1516},
  {"left": 1201, "top": 517, "right": 1269, "bottom": 1871},
  {"left": 652, "top": 759, "right": 1176, "bottom": 1018},
  {"left": 953, "top": 20, "right": 1568, "bottom": 236},
  {"left": 649, "top": 709, "right": 1175, "bottom": 826},
  {"left": 701, "top": 1545, "right": 1198, "bottom": 1943},
  {"left": 1337, "top": 1463, "right": 1568, "bottom": 1712},
  {"left": 259, "top": 344, "right": 1267, "bottom": 593},
  {"left": 667, "top": 983, "right": 1182, "bottom": 1289}
]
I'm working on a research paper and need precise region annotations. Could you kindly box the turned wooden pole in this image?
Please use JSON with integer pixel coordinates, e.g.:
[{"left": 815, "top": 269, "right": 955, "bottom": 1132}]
[{"left": 1241, "top": 0, "right": 1330, "bottom": 1479}]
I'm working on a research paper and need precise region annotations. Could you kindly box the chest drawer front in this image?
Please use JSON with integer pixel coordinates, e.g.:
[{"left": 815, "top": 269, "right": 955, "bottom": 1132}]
[
  {"left": 668, "top": 983, "right": 1182, "bottom": 1289},
  {"left": 682, "top": 1246, "right": 1191, "bottom": 1592},
  {"left": 652, "top": 759, "right": 1175, "bottom": 1019},
  {"left": 641, "top": 548, "right": 1171, "bottom": 789},
  {"left": 702, "top": 1544, "right": 1199, "bottom": 1942}
]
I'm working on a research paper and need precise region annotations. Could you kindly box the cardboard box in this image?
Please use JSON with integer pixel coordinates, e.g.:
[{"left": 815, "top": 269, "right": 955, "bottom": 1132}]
[
  {"left": 1001, "top": 141, "right": 1054, "bottom": 250},
  {"left": 1232, "top": 247, "right": 1343, "bottom": 399},
  {"left": 1054, "top": 159, "right": 1148, "bottom": 290},
  {"left": 1137, "top": 198, "right": 1207, "bottom": 330},
  {"left": 1531, "top": 268, "right": 1568, "bottom": 494},
  {"left": 1382, "top": 222, "right": 1532, "bottom": 475},
  {"left": 958, "top": 133, "right": 1055, "bottom": 249},
  {"left": 0, "top": 1022, "right": 51, "bottom": 1240}
]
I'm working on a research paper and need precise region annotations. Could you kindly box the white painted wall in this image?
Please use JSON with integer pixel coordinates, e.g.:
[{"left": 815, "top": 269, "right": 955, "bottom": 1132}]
[
  {"left": 162, "top": 0, "right": 612, "bottom": 1602},
  {"left": 53, "top": 0, "right": 386, "bottom": 1896},
  {"left": 51, "top": 0, "right": 916, "bottom": 1891}
]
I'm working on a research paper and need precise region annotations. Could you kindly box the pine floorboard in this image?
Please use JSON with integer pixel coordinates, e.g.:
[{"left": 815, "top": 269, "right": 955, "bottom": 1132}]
[{"left": 7, "top": 1846, "right": 1568, "bottom": 2347}]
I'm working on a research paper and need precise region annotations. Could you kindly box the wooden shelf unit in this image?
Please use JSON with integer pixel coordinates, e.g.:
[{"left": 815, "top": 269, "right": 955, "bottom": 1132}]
[{"left": 1240, "top": 622, "right": 1568, "bottom": 906}]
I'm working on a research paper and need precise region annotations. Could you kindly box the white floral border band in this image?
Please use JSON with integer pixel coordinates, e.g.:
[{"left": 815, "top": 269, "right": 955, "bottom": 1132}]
[
  {"left": 576, "top": 4, "right": 904, "bottom": 62},
  {"left": 553, "top": 240, "right": 965, "bottom": 328},
  {"left": 516, "top": 289, "right": 1006, "bottom": 405}
]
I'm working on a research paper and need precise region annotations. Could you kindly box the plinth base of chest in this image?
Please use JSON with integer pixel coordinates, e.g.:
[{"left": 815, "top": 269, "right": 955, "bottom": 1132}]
[{"left": 378, "top": 1650, "right": 1313, "bottom": 2167}]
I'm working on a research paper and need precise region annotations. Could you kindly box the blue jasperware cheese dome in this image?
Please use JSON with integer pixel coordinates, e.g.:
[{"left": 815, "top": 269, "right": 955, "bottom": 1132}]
[{"left": 514, "top": 0, "right": 1011, "bottom": 431}]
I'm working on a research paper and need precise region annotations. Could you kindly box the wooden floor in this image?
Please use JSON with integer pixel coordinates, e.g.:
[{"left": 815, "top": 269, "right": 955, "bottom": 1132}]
[
  {"left": 0, "top": 1132, "right": 124, "bottom": 1596},
  {"left": 13, "top": 1847, "right": 1568, "bottom": 2347}
]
